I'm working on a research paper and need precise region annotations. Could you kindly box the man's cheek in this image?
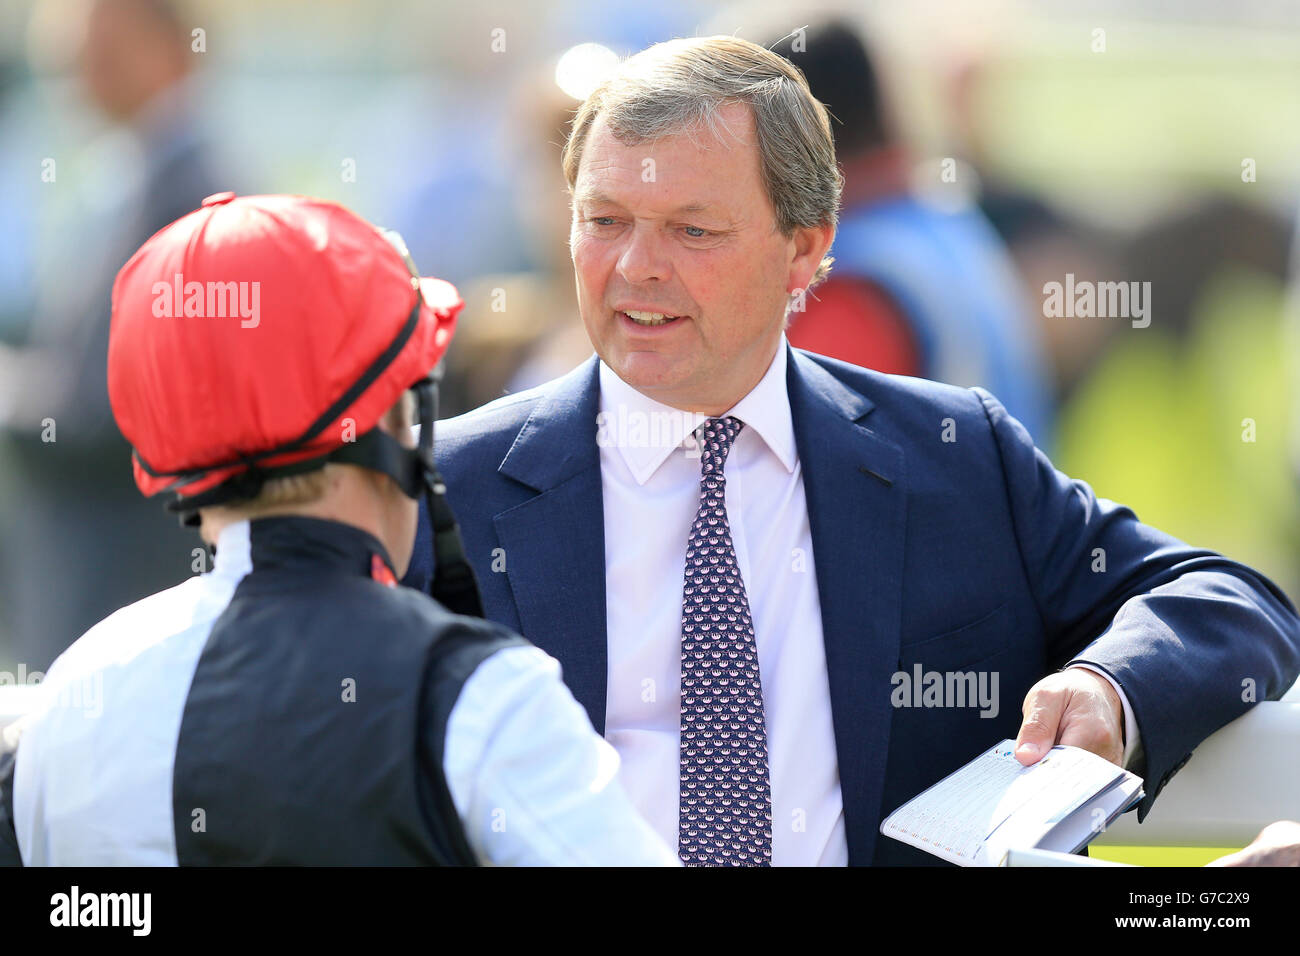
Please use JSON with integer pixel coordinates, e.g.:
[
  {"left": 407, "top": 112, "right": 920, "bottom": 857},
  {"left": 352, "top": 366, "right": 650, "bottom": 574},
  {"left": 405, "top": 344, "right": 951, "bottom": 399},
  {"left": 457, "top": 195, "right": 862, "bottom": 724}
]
[{"left": 571, "top": 237, "right": 605, "bottom": 276}]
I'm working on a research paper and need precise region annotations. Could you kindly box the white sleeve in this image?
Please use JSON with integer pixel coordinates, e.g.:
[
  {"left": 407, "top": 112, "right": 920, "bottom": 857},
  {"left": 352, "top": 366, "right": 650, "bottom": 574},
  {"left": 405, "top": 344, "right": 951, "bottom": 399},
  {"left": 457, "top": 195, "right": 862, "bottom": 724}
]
[{"left": 443, "top": 645, "right": 680, "bottom": 866}]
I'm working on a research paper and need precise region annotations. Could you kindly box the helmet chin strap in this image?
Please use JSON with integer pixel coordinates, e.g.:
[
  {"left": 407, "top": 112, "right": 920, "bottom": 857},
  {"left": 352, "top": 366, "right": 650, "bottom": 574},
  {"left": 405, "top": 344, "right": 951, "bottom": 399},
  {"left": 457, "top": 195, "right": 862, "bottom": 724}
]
[
  {"left": 330, "top": 370, "right": 486, "bottom": 617},
  {"left": 412, "top": 372, "right": 485, "bottom": 618}
]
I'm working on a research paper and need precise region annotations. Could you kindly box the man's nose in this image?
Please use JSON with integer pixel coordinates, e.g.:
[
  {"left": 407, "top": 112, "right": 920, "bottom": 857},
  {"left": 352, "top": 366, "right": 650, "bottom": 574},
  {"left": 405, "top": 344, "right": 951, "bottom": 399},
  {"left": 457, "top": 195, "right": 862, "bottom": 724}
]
[{"left": 616, "top": 224, "right": 672, "bottom": 284}]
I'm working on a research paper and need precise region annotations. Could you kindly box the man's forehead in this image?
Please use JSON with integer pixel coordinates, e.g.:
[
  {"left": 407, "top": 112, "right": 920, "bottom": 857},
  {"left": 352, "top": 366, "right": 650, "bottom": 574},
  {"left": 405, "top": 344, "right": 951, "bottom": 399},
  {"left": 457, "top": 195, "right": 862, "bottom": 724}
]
[
  {"left": 582, "top": 102, "right": 756, "bottom": 160},
  {"left": 573, "top": 104, "right": 763, "bottom": 209},
  {"left": 572, "top": 188, "right": 723, "bottom": 214}
]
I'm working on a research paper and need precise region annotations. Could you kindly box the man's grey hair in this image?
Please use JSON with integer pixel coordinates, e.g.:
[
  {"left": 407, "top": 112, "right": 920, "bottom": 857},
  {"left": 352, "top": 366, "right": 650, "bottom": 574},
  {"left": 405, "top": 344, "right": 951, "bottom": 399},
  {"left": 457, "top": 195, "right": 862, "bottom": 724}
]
[{"left": 562, "top": 35, "right": 842, "bottom": 287}]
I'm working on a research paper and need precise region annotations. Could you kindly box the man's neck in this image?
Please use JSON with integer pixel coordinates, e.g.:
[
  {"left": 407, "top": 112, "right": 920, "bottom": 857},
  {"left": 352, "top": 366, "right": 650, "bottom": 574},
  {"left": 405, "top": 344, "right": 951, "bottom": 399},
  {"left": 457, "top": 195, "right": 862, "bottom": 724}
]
[{"left": 199, "top": 485, "right": 386, "bottom": 556}]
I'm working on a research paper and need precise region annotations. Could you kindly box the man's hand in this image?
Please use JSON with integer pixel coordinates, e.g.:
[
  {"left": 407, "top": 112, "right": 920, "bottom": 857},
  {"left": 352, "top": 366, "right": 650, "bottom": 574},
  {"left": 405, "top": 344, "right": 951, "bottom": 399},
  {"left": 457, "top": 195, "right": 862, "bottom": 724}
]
[
  {"left": 1206, "top": 821, "right": 1300, "bottom": 867},
  {"left": 1014, "top": 669, "right": 1124, "bottom": 767}
]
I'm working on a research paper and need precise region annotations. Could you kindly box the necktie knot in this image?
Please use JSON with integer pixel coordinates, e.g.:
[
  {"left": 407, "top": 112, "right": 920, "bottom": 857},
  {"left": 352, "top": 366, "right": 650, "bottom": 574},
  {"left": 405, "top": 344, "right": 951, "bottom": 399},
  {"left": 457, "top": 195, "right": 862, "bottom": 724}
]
[{"left": 697, "top": 416, "right": 744, "bottom": 477}]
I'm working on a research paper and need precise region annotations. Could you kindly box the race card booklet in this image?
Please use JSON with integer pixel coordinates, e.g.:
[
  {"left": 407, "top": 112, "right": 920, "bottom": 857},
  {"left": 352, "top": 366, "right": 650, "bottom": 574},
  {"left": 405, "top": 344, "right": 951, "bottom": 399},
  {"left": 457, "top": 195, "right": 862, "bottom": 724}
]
[{"left": 879, "top": 739, "right": 1144, "bottom": 866}]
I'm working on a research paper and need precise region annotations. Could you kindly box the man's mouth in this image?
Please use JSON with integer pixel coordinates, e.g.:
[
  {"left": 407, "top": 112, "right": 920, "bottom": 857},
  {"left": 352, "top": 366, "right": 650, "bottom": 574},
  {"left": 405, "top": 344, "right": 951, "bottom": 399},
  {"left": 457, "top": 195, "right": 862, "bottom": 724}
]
[{"left": 620, "top": 309, "right": 684, "bottom": 327}]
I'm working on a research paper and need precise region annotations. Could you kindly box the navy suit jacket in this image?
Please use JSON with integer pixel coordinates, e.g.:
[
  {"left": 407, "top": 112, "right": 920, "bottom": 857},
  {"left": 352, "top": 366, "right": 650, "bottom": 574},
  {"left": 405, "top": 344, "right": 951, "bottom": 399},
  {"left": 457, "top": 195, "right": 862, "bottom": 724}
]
[{"left": 404, "top": 346, "right": 1300, "bottom": 865}]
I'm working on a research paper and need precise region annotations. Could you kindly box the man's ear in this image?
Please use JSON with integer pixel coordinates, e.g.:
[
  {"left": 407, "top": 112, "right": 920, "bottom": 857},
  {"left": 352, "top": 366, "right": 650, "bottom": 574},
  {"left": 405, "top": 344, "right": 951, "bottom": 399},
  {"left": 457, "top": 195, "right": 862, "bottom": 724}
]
[
  {"left": 378, "top": 393, "right": 417, "bottom": 447},
  {"left": 374, "top": 405, "right": 396, "bottom": 438},
  {"left": 788, "top": 222, "right": 835, "bottom": 294}
]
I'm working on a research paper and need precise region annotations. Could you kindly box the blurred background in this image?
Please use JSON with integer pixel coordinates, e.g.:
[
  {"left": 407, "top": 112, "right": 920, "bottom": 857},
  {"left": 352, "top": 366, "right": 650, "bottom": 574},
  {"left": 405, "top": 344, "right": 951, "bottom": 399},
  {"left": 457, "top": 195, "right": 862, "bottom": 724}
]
[{"left": 1, "top": 0, "right": 1299, "bottom": 698}]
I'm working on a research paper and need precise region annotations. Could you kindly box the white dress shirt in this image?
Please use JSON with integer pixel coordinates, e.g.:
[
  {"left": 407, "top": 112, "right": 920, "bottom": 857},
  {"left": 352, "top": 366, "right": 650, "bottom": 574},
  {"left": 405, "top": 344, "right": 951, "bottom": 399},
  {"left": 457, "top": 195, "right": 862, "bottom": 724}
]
[
  {"left": 599, "top": 338, "right": 849, "bottom": 866},
  {"left": 596, "top": 336, "right": 1140, "bottom": 866}
]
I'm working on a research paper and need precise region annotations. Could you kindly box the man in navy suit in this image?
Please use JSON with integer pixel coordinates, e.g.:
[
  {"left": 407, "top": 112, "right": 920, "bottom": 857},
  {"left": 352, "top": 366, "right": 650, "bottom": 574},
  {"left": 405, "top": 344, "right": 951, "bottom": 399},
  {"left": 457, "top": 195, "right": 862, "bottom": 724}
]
[{"left": 405, "top": 36, "right": 1300, "bottom": 865}]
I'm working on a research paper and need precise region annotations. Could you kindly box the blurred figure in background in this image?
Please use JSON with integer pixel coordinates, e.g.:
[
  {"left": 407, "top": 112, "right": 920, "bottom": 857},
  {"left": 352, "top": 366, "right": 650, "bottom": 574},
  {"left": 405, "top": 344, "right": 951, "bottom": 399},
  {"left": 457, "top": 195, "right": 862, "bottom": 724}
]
[
  {"left": 1289, "top": 205, "right": 1300, "bottom": 499},
  {"left": 436, "top": 66, "right": 592, "bottom": 417},
  {"left": 1056, "top": 199, "right": 1300, "bottom": 600},
  {"left": 945, "top": 49, "right": 1121, "bottom": 408},
  {"left": 0, "top": 0, "right": 231, "bottom": 670},
  {"left": 769, "top": 20, "right": 1056, "bottom": 449}
]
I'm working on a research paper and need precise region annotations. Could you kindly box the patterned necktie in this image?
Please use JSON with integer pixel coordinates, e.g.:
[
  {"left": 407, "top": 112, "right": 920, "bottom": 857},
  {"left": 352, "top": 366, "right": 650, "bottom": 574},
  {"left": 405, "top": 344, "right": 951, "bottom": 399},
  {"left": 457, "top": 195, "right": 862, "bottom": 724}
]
[{"left": 678, "top": 416, "right": 772, "bottom": 866}]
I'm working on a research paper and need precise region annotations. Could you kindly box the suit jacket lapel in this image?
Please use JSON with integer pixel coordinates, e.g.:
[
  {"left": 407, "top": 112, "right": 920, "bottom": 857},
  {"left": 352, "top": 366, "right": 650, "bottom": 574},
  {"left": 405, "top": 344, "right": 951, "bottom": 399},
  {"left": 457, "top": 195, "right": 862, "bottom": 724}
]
[
  {"left": 788, "top": 347, "right": 907, "bottom": 865},
  {"left": 492, "top": 356, "right": 610, "bottom": 733}
]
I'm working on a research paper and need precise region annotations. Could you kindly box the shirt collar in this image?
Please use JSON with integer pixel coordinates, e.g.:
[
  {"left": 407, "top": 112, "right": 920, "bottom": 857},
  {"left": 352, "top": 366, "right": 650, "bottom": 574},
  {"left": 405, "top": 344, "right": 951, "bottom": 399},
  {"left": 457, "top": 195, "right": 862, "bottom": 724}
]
[
  {"left": 597, "top": 336, "right": 797, "bottom": 485},
  {"left": 213, "top": 515, "right": 395, "bottom": 581},
  {"left": 213, "top": 519, "right": 253, "bottom": 580}
]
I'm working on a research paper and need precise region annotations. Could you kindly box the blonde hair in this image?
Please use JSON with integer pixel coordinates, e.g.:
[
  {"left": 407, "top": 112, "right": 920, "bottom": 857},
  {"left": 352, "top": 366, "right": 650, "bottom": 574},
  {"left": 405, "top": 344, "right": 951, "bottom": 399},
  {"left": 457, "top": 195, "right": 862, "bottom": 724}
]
[
  {"left": 228, "top": 468, "right": 335, "bottom": 515},
  {"left": 562, "top": 35, "right": 842, "bottom": 287}
]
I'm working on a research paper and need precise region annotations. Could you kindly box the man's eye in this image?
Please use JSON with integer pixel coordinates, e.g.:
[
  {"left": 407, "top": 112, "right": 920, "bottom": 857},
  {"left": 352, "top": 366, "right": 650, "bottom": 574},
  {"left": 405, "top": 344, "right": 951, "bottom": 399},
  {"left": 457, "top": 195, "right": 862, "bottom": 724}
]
[
  {"left": 682, "top": 225, "right": 708, "bottom": 238},
  {"left": 589, "top": 216, "right": 618, "bottom": 226}
]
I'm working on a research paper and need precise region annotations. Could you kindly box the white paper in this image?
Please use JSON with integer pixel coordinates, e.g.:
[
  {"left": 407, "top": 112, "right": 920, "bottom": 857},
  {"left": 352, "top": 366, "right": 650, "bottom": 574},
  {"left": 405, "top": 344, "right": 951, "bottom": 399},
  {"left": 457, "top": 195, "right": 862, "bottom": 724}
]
[{"left": 880, "top": 739, "right": 1144, "bottom": 866}]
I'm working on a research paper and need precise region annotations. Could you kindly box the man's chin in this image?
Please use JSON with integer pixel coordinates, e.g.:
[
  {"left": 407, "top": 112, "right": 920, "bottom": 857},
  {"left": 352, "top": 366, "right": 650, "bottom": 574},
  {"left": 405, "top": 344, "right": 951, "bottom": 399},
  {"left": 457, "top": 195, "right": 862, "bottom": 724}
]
[{"left": 608, "top": 351, "right": 691, "bottom": 395}]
